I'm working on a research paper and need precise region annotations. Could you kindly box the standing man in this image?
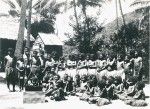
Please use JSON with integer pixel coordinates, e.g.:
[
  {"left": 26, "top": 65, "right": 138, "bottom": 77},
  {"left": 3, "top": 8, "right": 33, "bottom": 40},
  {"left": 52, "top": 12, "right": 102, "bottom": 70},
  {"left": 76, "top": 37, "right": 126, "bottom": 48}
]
[
  {"left": 30, "top": 50, "right": 41, "bottom": 85},
  {"left": 23, "top": 47, "right": 31, "bottom": 78},
  {"left": 4, "top": 48, "right": 16, "bottom": 91},
  {"left": 39, "top": 50, "right": 46, "bottom": 83},
  {"left": 133, "top": 51, "right": 143, "bottom": 80},
  {"left": 16, "top": 56, "right": 25, "bottom": 91}
]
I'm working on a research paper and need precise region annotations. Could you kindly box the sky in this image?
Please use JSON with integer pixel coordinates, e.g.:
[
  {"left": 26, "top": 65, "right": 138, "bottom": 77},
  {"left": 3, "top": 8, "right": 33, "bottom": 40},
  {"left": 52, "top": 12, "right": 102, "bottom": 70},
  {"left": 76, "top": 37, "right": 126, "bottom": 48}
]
[{"left": 0, "top": 0, "right": 146, "bottom": 41}]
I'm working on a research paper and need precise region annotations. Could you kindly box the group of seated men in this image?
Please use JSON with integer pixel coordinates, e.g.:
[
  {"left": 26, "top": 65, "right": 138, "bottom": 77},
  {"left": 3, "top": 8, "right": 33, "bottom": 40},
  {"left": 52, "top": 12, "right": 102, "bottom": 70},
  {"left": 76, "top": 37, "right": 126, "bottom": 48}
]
[{"left": 43, "top": 72, "right": 147, "bottom": 107}]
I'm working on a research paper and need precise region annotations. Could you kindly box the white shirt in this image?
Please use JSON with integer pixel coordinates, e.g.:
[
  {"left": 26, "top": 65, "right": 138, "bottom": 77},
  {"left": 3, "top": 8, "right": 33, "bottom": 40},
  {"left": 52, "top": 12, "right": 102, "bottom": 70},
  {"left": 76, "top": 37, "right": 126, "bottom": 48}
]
[{"left": 5, "top": 55, "right": 13, "bottom": 67}]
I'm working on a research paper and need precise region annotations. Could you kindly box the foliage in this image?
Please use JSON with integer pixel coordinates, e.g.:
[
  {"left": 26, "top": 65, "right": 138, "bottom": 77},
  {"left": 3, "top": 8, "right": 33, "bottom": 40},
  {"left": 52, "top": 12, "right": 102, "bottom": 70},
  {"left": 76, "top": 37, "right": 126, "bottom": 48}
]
[
  {"left": 65, "top": 16, "right": 103, "bottom": 54},
  {"left": 110, "top": 19, "right": 148, "bottom": 56},
  {"left": 3, "top": 0, "right": 65, "bottom": 39}
]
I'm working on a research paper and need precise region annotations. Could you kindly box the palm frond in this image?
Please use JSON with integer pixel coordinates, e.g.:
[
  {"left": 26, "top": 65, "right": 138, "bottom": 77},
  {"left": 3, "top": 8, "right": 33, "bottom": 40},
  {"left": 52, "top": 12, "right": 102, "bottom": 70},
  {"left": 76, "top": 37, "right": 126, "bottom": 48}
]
[
  {"left": 33, "top": 0, "right": 49, "bottom": 11},
  {"left": 32, "top": 0, "right": 41, "bottom": 9},
  {"left": 86, "top": 0, "right": 102, "bottom": 7},
  {"left": 16, "top": 0, "right": 22, "bottom": 7},
  {"left": 130, "top": 0, "right": 150, "bottom": 6},
  {"left": 2, "top": 0, "right": 16, "bottom": 9},
  {"left": 135, "top": 6, "right": 150, "bottom": 14}
]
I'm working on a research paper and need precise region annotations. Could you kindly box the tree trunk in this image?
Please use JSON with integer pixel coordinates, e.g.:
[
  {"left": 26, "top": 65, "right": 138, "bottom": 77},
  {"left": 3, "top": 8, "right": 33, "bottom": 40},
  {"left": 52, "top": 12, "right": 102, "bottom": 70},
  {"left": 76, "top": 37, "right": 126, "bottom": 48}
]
[
  {"left": 26, "top": 0, "right": 32, "bottom": 49},
  {"left": 73, "top": 0, "right": 79, "bottom": 32},
  {"left": 118, "top": 0, "right": 126, "bottom": 26},
  {"left": 14, "top": 0, "right": 27, "bottom": 59},
  {"left": 116, "top": 0, "right": 119, "bottom": 30},
  {"left": 118, "top": 0, "right": 127, "bottom": 54},
  {"left": 148, "top": 5, "right": 150, "bottom": 83},
  {"left": 82, "top": 5, "right": 91, "bottom": 53}
]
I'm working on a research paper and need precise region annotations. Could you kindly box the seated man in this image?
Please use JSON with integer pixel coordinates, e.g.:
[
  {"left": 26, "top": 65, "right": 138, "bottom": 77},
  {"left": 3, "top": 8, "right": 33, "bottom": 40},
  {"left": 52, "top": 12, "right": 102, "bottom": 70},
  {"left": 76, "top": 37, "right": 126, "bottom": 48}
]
[
  {"left": 45, "top": 80, "right": 66, "bottom": 101},
  {"left": 125, "top": 81, "right": 147, "bottom": 107},
  {"left": 117, "top": 76, "right": 138, "bottom": 101}
]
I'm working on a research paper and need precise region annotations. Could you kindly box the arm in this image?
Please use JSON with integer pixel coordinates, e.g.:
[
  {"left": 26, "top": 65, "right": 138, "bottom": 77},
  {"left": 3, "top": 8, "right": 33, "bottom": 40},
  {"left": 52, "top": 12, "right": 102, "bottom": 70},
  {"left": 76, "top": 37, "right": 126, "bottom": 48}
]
[
  {"left": 4, "top": 56, "right": 7, "bottom": 67},
  {"left": 139, "top": 58, "right": 142, "bottom": 69}
]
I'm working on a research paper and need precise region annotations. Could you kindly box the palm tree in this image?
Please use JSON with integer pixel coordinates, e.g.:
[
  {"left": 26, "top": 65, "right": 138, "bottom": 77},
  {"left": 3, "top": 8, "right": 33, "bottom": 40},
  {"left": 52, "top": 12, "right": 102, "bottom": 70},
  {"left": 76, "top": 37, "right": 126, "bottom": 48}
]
[
  {"left": 73, "top": 0, "right": 79, "bottom": 33},
  {"left": 118, "top": 0, "right": 127, "bottom": 54},
  {"left": 3, "top": 0, "right": 66, "bottom": 57},
  {"left": 26, "top": 0, "right": 32, "bottom": 49},
  {"left": 75, "top": 0, "right": 103, "bottom": 52},
  {"left": 77, "top": 0, "right": 103, "bottom": 29},
  {"left": 115, "top": 0, "right": 119, "bottom": 31},
  {"left": 118, "top": 0, "right": 126, "bottom": 26},
  {"left": 14, "top": 0, "right": 27, "bottom": 59}
]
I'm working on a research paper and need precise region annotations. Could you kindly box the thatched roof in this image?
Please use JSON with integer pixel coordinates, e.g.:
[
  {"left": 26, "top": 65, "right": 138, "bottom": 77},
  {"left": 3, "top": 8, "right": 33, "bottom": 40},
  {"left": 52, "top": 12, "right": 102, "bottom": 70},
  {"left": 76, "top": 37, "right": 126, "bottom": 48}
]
[
  {"left": 38, "top": 33, "right": 63, "bottom": 46},
  {"left": 0, "top": 17, "right": 34, "bottom": 41}
]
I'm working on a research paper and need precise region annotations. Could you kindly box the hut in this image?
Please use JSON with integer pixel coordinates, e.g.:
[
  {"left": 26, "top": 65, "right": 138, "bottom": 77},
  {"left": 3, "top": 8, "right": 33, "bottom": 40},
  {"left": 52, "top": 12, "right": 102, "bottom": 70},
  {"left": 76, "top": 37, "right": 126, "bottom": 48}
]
[
  {"left": 32, "top": 33, "right": 63, "bottom": 58},
  {"left": 0, "top": 17, "right": 34, "bottom": 71}
]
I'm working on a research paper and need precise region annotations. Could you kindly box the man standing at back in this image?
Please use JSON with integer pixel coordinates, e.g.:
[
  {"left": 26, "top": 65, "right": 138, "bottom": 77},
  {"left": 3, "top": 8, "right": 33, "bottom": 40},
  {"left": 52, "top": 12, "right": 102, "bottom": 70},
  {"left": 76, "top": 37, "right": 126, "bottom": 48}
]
[
  {"left": 4, "top": 48, "right": 16, "bottom": 91},
  {"left": 23, "top": 47, "right": 31, "bottom": 78}
]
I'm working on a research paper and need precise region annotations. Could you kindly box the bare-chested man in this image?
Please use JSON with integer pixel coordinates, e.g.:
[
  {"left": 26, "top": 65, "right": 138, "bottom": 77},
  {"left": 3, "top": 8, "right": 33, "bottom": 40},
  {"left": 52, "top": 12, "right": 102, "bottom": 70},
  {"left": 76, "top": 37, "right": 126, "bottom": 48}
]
[
  {"left": 4, "top": 48, "right": 16, "bottom": 91},
  {"left": 133, "top": 51, "right": 142, "bottom": 79}
]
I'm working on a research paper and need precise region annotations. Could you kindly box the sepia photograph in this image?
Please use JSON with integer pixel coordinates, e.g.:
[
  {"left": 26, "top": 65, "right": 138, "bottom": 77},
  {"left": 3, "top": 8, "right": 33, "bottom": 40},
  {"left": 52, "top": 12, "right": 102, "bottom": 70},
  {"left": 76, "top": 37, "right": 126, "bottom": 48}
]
[{"left": 0, "top": 0, "right": 150, "bottom": 109}]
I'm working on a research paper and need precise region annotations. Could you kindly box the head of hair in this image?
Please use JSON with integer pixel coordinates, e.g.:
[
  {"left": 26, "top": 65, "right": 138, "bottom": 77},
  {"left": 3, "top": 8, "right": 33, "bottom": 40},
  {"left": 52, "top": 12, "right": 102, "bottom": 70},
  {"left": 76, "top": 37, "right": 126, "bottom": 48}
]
[
  {"left": 63, "top": 74, "right": 68, "bottom": 81},
  {"left": 102, "top": 76, "right": 107, "bottom": 81},
  {"left": 54, "top": 74, "right": 60, "bottom": 81},
  {"left": 97, "top": 79, "right": 106, "bottom": 89},
  {"left": 107, "top": 76, "right": 114, "bottom": 85},
  {"left": 87, "top": 80, "right": 93, "bottom": 88},
  {"left": 81, "top": 74, "right": 87, "bottom": 82},
  {"left": 8, "top": 48, "right": 13, "bottom": 52},
  {"left": 130, "top": 50, "right": 135, "bottom": 57},
  {"left": 75, "top": 74, "right": 80, "bottom": 80},
  {"left": 67, "top": 76, "right": 73, "bottom": 82},
  {"left": 114, "top": 76, "right": 122, "bottom": 85},
  {"left": 128, "top": 76, "right": 138, "bottom": 84},
  {"left": 33, "top": 50, "right": 38, "bottom": 54},
  {"left": 136, "top": 81, "right": 145, "bottom": 90},
  {"left": 56, "top": 80, "right": 64, "bottom": 88},
  {"left": 40, "top": 50, "right": 45, "bottom": 55}
]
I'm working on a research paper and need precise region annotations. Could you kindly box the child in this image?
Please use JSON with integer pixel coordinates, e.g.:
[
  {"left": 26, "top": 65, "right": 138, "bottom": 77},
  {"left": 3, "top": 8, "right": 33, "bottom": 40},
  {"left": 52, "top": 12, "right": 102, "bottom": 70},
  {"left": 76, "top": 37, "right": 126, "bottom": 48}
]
[
  {"left": 64, "top": 76, "right": 74, "bottom": 95},
  {"left": 30, "top": 50, "right": 41, "bottom": 85},
  {"left": 80, "top": 75, "right": 98, "bottom": 101},
  {"left": 45, "top": 80, "right": 65, "bottom": 101},
  {"left": 96, "top": 53, "right": 107, "bottom": 73},
  {"left": 113, "top": 76, "right": 124, "bottom": 99},
  {"left": 45, "top": 74, "right": 60, "bottom": 96},
  {"left": 16, "top": 57, "right": 25, "bottom": 91},
  {"left": 62, "top": 74, "right": 68, "bottom": 88},
  {"left": 42, "top": 54, "right": 55, "bottom": 75},
  {"left": 106, "top": 76, "right": 115, "bottom": 100},
  {"left": 58, "top": 57, "right": 66, "bottom": 71},
  {"left": 77, "top": 54, "right": 87, "bottom": 75},
  {"left": 66, "top": 55, "right": 77, "bottom": 69},
  {"left": 79, "top": 74, "right": 88, "bottom": 93},
  {"left": 42, "top": 67, "right": 54, "bottom": 92},
  {"left": 79, "top": 80, "right": 95, "bottom": 101},
  {"left": 73, "top": 74, "right": 81, "bottom": 93},
  {"left": 88, "top": 79, "right": 107, "bottom": 104},
  {"left": 117, "top": 76, "right": 138, "bottom": 101},
  {"left": 125, "top": 81, "right": 147, "bottom": 107}
]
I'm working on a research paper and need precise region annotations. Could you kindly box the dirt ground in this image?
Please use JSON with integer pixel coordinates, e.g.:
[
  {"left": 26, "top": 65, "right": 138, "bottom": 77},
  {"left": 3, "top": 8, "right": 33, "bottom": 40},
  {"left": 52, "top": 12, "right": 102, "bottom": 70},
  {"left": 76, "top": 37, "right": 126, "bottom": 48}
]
[
  {"left": 0, "top": 71, "right": 150, "bottom": 109},
  {"left": 23, "top": 85, "right": 150, "bottom": 109}
]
